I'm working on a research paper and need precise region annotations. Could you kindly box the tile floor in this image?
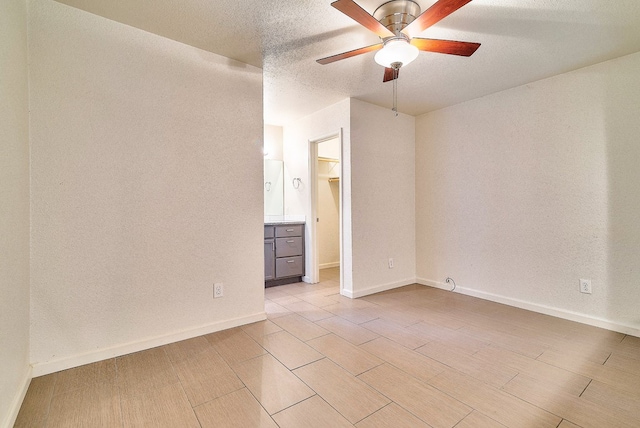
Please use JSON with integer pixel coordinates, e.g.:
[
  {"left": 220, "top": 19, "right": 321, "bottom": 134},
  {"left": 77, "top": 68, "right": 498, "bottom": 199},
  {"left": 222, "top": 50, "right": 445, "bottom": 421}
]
[{"left": 15, "top": 268, "right": 640, "bottom": 427}]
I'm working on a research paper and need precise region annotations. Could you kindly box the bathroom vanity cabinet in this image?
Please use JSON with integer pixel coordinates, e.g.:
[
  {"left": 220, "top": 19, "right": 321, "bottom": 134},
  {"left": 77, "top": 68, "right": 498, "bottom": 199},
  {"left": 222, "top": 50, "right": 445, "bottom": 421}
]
[{"left": 264, "top": 223, "right": 305, "bottom": 287}]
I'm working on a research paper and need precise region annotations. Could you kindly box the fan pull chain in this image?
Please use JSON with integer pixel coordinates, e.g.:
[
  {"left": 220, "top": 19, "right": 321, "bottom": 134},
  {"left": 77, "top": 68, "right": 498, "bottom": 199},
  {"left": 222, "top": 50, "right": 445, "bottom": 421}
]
[
  {"left": 392, "top": 73, "right": 398, "bottom": 116},
  {"left": 390, "top": 62, "right": 401, "bottom": 117}
]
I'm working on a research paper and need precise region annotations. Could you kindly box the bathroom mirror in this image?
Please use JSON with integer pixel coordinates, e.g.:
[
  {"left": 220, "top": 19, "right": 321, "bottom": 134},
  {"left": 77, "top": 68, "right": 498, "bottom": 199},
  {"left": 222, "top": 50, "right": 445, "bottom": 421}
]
[{"left": 264, "top": 160, "right": 284, "bottom": 216}]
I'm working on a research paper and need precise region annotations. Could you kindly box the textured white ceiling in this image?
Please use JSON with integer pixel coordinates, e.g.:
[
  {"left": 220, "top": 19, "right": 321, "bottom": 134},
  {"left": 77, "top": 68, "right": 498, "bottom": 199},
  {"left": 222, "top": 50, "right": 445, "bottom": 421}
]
[{"left": 55, "top": 0, "right": 640, "bottom": 125}]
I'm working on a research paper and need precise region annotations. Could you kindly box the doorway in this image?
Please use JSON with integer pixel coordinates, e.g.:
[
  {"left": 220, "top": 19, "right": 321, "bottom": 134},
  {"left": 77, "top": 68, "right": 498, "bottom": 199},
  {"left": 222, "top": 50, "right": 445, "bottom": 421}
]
[
  {"left": 308, "top": 131, "right": 343, "bottom": 290},
  {"left": 317, "top": 137, "right": 341, "bottom": 282}
]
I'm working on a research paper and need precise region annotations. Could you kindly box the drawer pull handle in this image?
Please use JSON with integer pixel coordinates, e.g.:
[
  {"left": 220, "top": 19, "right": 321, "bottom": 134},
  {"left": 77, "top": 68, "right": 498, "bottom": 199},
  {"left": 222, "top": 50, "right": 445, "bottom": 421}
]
[
  {"left": 286, "top": 228, "right": 294, "bottom": 232},
  {"left": 287, "top": 260, "right": 295, "bottom": 263},
  {"left": 286, "top": 240, "right": 295, "bottom": 243}
]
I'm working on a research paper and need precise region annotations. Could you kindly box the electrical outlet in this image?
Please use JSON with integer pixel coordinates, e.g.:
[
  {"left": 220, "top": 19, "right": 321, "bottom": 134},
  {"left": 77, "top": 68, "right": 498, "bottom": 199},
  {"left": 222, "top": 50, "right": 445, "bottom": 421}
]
[
  {"left": 388, "top": 258, "right": 394, "bottom": 269},
  {"left": 214, "top": 283, "right": 224, "bottom": 298},
  {"left": 579, "top": 279, "right": 592, "bottom": 294}
]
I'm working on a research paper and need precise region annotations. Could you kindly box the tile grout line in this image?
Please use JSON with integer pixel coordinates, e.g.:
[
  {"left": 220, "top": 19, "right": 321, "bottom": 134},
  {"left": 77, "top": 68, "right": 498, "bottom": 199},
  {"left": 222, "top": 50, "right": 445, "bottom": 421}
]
[
  {"left": 165, "top": 347, "right": 206, "bottom": 428},
  {"left": 578, "top": 378, "right": 593, "bottom": 398}
]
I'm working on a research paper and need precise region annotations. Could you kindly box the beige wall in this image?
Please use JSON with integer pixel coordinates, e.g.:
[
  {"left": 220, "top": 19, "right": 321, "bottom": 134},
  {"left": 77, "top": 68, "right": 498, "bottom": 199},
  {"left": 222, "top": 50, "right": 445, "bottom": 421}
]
[
  {"left": 28, "top": 0, "right": 265, "bottom": 374},
  {"left": 283, "top": 99, "right": 416, "bottom": 297},
  {"left": 283, "top": 99, "right": 352, "bottom": 289},
  {"left": 350, "top": 99, "right": 416, "bottom": 296},
  {"left": 0, "top": 0, "right": 31, "bottom": 425},
  {"left": 416, "top": 52, "right": 640, "bottom": 335}
]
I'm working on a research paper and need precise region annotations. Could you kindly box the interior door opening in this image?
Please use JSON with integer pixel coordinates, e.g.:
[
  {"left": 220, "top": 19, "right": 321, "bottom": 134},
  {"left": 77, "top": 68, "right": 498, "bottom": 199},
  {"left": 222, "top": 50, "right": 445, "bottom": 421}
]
[
  {"left": 308, "top": 131, "right": 343, "bottom": 292},
  {"left": 316, "top": 137, "right": 341, "bottom": 283}
]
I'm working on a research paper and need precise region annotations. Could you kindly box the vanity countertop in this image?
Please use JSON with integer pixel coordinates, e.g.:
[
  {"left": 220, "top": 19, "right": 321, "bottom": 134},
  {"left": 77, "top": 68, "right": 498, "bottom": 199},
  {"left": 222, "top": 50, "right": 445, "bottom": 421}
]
[
  {"left": 265, "top": 221, "right": 305, "bottom": 226},
  {"left": 264, "top": 215, "right": 305, "bottom": 225}
]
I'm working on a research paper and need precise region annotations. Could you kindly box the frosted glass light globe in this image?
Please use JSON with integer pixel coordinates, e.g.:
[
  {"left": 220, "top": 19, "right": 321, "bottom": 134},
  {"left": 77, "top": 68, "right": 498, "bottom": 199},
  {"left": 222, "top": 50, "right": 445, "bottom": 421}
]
[{"left": 374, "top": 39, "right": 419, "bottom": 68}]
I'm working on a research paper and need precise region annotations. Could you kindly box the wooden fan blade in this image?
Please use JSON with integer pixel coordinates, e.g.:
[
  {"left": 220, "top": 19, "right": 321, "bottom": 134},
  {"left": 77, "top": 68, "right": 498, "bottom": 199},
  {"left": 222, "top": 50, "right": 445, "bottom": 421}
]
[
  {"left": 331, "top": 0, "right": 394, "bottom": 38},
  {"left": 383, "top": 67, "right": 399, "bottom": 82},
  {"left": 402, "top": 0, "right": 472, "bottom": 39},
  {"left": 316, "top": 43, "right": 383, "bottom": 65},
  {"left": 410, "top": 38, "right": 480, "bottom": 56}
]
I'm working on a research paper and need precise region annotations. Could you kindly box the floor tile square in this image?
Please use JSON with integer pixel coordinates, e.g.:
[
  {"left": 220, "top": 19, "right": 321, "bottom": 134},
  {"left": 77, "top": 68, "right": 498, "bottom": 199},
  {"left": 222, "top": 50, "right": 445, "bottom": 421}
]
[
  {"left": 272, "top": 395, "right": 353, "bottom": 428},
  {"left": 231, "top": 354, "right": 314, "bottom": 414},
  {"left": 294, "top": 358, "right": 390, "bottom": 424},
  {"left": 194, "top": 388, "right": 278, "bottom": 428}
]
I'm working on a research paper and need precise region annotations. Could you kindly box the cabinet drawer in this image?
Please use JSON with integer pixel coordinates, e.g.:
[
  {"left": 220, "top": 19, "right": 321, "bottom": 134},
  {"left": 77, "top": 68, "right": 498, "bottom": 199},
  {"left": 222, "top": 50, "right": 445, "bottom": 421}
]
[
  {"left": 275, "top": 224, "right": 303, "bottom": 238},
  {"left": 276, "top": 256, "right": 304, "bottom": 278},
  {"left": 275, "top": 237, "right": 303, "bottom": 258},
  {"left": 264, "top": 225, "right": 275, "bottom": 239}
]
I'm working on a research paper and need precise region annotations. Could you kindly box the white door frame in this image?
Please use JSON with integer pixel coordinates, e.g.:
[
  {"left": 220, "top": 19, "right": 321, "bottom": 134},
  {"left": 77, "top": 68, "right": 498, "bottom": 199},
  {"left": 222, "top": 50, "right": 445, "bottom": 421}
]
[{"left": 306, "top": 129, "right": 343, "bottom": 290}]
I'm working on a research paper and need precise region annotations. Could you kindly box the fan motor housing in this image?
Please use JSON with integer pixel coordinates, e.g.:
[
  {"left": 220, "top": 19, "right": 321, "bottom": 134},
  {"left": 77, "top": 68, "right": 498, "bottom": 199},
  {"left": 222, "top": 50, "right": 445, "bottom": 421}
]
[{"left": 373, "top": 0, "right": 421, "bottom": 36}]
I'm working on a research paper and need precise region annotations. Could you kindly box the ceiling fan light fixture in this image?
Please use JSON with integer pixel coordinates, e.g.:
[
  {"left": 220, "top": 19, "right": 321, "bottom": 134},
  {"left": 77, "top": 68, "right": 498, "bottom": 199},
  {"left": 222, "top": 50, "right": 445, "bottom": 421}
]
[{"left": 374, "top": 38, "right": 419, "bottom": 68}]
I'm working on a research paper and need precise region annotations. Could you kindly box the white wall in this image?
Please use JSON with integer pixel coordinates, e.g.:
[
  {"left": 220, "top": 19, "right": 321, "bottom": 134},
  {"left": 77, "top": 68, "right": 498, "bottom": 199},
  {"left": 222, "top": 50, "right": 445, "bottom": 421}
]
[
  {"left": 28, "top": 0, "right": 265, "bottom": 374},
  {"left": 283, "top": 99, "right": 352, "bottom": 289},
  {"left": 0, "top": 0, "right": 31, "bottom": 424},
  {"left": 283, "top": 99, "right": 416, "bottom": 297},
  {"left": 350, "top": 99, "right": 416, "bottom": 297},
  {"left": 416, "top": 52, "right": 640, "bottom": 335},
  {"left": 318, "top": 137, "right": 341, "bottom": 160}
]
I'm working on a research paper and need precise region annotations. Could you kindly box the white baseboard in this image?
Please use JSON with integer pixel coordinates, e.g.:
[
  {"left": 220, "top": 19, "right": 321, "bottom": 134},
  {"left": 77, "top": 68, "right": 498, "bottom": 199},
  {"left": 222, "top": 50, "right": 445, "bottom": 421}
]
[
  {"left": 320, "top": 262, "right": 340, "bottom": 269},
  {"left": 416, "top": 277, "right": 640, "bottom": 337},
  {"left": 2, "top": 366, "right": 31, "bottom": 428},
  {"left": 31, "top": 312, "right": 266, "bottom": 377},
  {"left": 417, "top": 278, "right": 454, "bottom": 292},
  {"left": 342, "top": 277, "right": 416, "bottom": 299}
]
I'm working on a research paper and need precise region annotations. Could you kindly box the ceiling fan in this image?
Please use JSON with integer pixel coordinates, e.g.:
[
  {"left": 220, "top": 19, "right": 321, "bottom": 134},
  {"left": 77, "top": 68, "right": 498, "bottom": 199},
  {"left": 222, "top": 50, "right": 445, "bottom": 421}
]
[{"left": 317, "top": 0, "right": 481, "bottom": 82}]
